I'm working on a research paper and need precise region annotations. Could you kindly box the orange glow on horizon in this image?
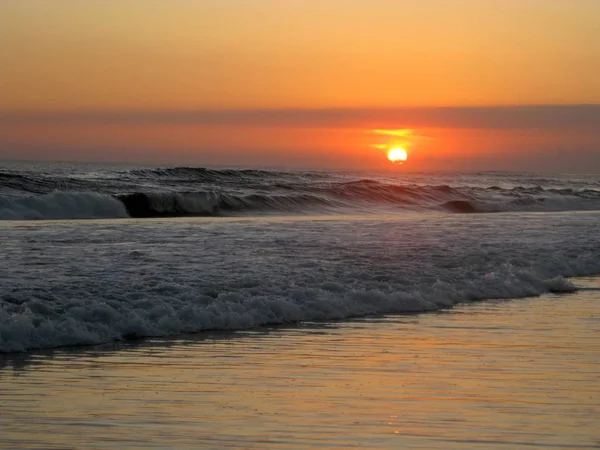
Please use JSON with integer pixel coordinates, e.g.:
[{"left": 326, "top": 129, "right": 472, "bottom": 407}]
[
  {"left": 1, "top": 120, "right": 596, "bottom": 172},
  {"left": 0, "top": 2, "right": 599, "bottom": 172},
  {"left": 372, "top": 129, "right": 427, "bottom": 165}
]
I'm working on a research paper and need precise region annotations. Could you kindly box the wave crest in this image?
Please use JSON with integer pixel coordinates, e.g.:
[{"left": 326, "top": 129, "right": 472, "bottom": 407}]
[
  {"left": 2, "top": 166, "right": 600, "bottom": 219},
  {"left": 0, "top": 192, "right": 128, "bottom": 220},
  {"left": 117, "top": 191, "right": 338, "bottom": 218}
]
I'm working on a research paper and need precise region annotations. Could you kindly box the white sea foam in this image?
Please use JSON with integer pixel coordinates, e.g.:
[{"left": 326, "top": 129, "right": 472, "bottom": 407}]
[{"left": 1, "top": 212, "right": 599, "bottom": 352}]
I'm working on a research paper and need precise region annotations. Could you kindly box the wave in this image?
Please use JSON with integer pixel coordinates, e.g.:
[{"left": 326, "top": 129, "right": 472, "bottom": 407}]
[
  {"left": 1, "top": 166, "right": 600, "bottom": 219},
  {"left": 117, "top": 191, "right": 339, "bottom": 218},
  {"left": 2, "top": 185, "right": 600, "bottom": 219},
  {"left": 130, "top": 166, "right": 283, "bottom": 178},
  {"left": 442, "top": 200, "right": 483, "bottom": 213},
  {"left": 0, "top": 259, "right": 593, "bottom": 353},
  {"left": 2, "top": 181, "right": 600, "bottom": 352},
  {"left": 0, "top": 171, "right": 95, "bottom": 195},
  {"left": 0, "top": 192, "right": 128, "bottom": 220},
  {"left": 126, "top": 166, "right": 327, "bottom": 184},
  {"left": 441, "top": 196, "right": 600, "bottom": 214}
]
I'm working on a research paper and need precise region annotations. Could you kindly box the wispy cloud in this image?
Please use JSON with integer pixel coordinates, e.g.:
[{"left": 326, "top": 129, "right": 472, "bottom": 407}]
[
  {"left": 373, "top": 129, "right": 416, "bottom": 137},
  {"left": 371, "top": 128, "right": 432, "bottom": 151}
]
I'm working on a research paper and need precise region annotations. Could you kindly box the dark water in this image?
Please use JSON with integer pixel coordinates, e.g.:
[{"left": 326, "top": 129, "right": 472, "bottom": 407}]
[{"left": 1, "top": 162, "right": 599, "bottom": 219}]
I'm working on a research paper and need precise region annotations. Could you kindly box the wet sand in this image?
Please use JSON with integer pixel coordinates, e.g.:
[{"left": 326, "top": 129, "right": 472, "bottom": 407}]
[{"left": 1, "top": 278, "right": 599, "bottom": 449}]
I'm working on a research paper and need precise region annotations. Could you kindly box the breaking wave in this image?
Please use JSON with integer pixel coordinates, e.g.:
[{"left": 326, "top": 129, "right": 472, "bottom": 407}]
[
  {"left": 116, "top": 191, "right": 339, "bottom": 218},
  {"left": 0, "top": 271, "right": 584, "bottom": 353},
  {"left": 2, "top": 211, "right": 599, "bottom": 352},
  {"left": 1, "top": 166, "right": 600, "bottom": 219},
  {"left": 0, "top": 192, "right": 129, "bottom": 220}
]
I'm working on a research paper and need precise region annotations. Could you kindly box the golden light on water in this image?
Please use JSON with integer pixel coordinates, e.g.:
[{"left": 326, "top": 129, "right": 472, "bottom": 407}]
[{"left": 387, "top": 147, "right": 408, "bottom": 163}]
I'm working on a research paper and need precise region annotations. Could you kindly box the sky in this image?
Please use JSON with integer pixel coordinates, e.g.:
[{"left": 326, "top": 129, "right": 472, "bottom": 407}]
[{"left": 1, "top": 0, "right": 599, "bottom": 172}]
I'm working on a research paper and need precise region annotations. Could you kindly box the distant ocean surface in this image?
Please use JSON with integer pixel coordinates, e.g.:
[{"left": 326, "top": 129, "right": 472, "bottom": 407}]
[{"left": 1, "top": 161, "right": 600, "bottom": 352}]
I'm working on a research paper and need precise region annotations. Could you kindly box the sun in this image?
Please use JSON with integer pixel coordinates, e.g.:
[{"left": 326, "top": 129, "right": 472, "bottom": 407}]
[{"left": 387, "top": 147, "right": 408, "bottom": 163}]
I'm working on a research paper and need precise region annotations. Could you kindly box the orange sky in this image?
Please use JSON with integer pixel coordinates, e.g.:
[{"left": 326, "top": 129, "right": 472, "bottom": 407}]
[{"left": 1, "top": 1, "right": 599, "bottom": 171}]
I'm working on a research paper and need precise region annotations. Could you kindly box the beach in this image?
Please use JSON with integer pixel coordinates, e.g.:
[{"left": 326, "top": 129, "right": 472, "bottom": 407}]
[{"left": 2, "top": 277, "right": 599, "bottom": 449}]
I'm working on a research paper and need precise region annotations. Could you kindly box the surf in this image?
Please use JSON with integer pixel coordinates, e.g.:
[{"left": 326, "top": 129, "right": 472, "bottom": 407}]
[{"left": 1, "top": 166, "right": 600, "bottom": 220}]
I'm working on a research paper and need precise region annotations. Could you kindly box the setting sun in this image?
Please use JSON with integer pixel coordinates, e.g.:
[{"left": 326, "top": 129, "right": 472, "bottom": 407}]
[{"left": 387, "top": 148, "right": 408, "bottom": 163}]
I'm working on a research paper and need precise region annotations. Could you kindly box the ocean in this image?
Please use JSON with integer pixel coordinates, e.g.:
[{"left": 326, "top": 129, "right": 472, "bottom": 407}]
[
  {"left": 1, "top": 162, "right": 599, "bottom": 352},
  {"left": 1, "top": 162, "right": 600, "bottom": 448}
]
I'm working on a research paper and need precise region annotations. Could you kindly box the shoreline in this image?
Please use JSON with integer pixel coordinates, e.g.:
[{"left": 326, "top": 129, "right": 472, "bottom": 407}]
[
  {"left": 2, "top": 277, "right": 599, "bottom": 448},
  {"left": 0, "top": 275, "right": 594, "bottom": 358}
]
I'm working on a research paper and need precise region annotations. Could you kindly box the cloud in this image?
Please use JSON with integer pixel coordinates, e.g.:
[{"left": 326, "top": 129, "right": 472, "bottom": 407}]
[
  {"left": 373, "top": 129, "right": 416, "bottom": 137},
  {"left": 371, "top": 128, "right": 432, "bottom": 151},
  {"left": 1, "top": 105, "right": 599, "bottom": 130}
]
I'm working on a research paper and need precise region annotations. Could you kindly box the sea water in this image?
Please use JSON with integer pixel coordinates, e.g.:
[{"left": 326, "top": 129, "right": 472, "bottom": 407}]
[{"left": 1, "top": 162, "right": 600, "bottom": 352}]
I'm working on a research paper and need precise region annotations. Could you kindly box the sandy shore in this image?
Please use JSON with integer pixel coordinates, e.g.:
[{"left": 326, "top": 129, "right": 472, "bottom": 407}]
[{"left": 2, "top": 278, "right": 599, "bottom": 449}]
